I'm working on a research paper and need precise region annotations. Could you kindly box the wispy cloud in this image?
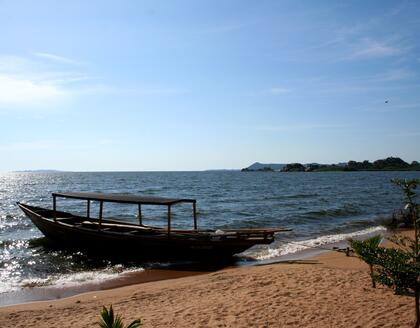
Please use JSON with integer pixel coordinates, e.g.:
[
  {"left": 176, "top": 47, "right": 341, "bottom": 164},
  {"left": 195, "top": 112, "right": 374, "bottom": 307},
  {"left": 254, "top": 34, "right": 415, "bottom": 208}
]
[
  {"left": 343, "top": 38, "right": 402, "bottom": 60},
  {"left": 307, "top": 5, "right": 411, "bottom": 63},
  {"left": 0, "top": 53, "right": 189, "bottom": 109},
  {"left": 262, "top": 87, "right": 291, "bottom": 95},
  {"left": 0, "top": 55, "right": 85, "bottom": 108},
  {"left": 370, "top": 68, "right": 415, "bottom": 82},
  {"left": 33, "top": 52, "right": 80, "bottom": 65},
  {"left": 0, "top": 74, "right": 66, "bottom": 107}
]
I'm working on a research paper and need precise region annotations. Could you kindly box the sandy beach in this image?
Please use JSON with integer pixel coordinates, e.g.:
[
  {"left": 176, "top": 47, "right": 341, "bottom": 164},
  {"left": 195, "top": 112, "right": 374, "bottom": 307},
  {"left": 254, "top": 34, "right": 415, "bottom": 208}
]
[{"left": 0, "top": 245, "right": 414, "bottom": 328}]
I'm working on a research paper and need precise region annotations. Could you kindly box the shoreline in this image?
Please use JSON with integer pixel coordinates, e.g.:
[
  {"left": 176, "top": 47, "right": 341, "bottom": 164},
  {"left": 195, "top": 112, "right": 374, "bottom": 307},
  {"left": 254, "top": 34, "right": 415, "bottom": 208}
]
[
  {"left": 0, "top": 225, "right": 389, "bottom": 307},
  {"left": 0, "top": 249, "right": 325, "bottom": 308},
  {"left": 0, "top": 241, "right": 341, "bottom": 308},
  {"left": 0, "top": 239, "right": 414, "bottom": 327},
  {"left": 0, "top": 267, "right": 208, "bottom": 307}
]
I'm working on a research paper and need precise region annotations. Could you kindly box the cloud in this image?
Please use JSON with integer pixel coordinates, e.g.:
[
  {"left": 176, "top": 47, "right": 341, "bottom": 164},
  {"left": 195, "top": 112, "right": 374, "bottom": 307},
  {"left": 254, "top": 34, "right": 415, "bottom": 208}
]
[
  {"left": 0, "top": 74, "right": 66, "bottom": 107},
  {"left": 33, "top": 52, "right": 80, "bottom": 65},
  {"left": 0, "top": 53, "right": 92, "bottom": 110},
  {"left": 262, "top": 87, "right": 291, "bottom": 95},
  {"left": 0, "top": 54, "right": 189, "bottom": 109},
  {"left": 311, "top": 6, "right": 410, "bottom": 63},
  {"left": 343, "top": 38, "right": 403, "bottom": 61},
  {"left": 0, "top": 56, "right": 31, "bottom": 73},
  {"left": 371, "top": 68, "right": 414, "bottom": 82},
  {"left": 0, "top": 54, "right": 87, "bottom": 108}
]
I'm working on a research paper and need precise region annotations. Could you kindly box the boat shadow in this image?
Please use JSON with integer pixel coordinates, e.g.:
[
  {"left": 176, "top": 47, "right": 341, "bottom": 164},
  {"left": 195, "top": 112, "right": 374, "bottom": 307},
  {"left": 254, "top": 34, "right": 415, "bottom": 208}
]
[{"left": 28, "top": 237, "right": 236, "bottom": 272}]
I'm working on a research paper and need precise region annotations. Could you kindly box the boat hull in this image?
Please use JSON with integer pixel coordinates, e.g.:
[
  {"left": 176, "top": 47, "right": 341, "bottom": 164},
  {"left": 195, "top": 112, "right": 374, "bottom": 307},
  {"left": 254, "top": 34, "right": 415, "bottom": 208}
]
[{"left": 18, "top": 203, "right": 269, "bottom": 260}]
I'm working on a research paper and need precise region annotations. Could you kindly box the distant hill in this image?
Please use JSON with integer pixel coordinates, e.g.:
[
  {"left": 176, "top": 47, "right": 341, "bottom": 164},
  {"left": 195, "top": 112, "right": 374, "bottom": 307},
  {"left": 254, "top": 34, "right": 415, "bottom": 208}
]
[
  {"left": 242, "top": 157, "right": 420, "bottom": 172},
  {"left": 241, "top": 162, "right": 286, "bottom": 171}
]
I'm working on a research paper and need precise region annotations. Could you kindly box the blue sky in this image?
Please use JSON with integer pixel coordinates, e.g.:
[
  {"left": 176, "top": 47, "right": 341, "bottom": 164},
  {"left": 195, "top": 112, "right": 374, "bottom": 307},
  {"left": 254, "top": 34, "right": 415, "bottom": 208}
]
[{"left": 0, "top": 0, "right": 419, "bottom": 171}]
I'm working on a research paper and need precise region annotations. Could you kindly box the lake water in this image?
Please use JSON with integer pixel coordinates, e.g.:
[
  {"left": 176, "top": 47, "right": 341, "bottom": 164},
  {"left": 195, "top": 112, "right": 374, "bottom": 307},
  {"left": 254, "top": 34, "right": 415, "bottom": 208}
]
[{"left": 1, "top": 170, "right": 419, "bottom": 304}]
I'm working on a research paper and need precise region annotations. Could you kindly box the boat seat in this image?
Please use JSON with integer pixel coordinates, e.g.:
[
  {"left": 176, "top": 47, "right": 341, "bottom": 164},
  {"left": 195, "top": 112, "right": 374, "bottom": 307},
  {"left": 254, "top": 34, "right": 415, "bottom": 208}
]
[
  {"left": 80, "top": 221, "right": 163, "bottom": 235},
  {"left": 81, "top": 221, "right": 149, "bottom": 229}
]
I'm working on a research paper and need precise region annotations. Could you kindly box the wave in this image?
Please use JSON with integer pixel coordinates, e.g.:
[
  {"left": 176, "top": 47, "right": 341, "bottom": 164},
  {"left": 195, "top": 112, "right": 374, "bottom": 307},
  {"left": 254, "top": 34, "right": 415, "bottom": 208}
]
[
  {"left": 245, "top": 225, "right": 387, "bottom": 261},
  {"left": 283, "top": 193, "right": 319, "bottom": 199},
  {"left": 302, "top": 204, "right": 362, "bottom": 219},
  {"left": 0, "top": 215, "right": 29, "bottom": 231},
  {"left": 261, "top": 193, "right": 319, "bottom": 201},
  {"left": 0, "top": 265, "right": 144, "bottom": 293}
]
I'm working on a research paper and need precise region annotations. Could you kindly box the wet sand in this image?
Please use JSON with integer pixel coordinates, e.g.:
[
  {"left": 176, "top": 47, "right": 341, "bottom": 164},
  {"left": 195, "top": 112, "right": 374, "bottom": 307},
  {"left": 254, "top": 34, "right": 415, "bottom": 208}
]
[
  {"left": 0, "top": 239, "right": 414, "bottom": 327},
  {"left": 0, "top": 267, "right": 208, "bottom": 307}
]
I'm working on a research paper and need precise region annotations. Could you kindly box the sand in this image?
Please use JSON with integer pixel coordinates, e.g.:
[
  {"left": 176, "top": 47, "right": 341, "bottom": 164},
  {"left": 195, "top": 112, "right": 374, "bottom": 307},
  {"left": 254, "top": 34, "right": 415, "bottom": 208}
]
[
  {"left": 0, "top": 246, "right": 414, "bottom": 328},
  {"left": 0, "top": 228, "right": 414, "bottom": 328}
]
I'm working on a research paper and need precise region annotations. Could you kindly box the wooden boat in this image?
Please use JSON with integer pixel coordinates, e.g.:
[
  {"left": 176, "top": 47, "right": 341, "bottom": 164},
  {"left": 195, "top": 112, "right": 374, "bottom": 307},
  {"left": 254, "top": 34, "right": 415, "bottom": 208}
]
[{"left": 17, "top": 192, "right": 290, "bottom": 260}]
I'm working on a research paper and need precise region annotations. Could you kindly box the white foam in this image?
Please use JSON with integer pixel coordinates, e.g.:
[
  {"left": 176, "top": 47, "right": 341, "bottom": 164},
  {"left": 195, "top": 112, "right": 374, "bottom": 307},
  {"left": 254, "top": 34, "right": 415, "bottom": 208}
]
[
  {"left": 0, "top": 266, "right": 144, "bottom": 293},
  {"left": 249, "top": 226, "right": 387, "bottom": 261},
  {"left": 54, "top": 267, "right": 144, "bottom": 287}
]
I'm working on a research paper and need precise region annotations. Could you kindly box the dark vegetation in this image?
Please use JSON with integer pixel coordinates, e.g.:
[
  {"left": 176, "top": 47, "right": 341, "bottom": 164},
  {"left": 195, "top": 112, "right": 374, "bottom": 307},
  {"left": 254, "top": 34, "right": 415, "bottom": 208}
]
[
  {"left": 281, "top": 163, "right": 306, "bottom": 172},
  {"left": 350, "top": 178, "right": 420, "bottom": 327},
  {"left": 291, "top": 157, "right": 420, "bottom": 172},
  {"left": 242, "top": 157, "right": 420, "bottom": 172}
]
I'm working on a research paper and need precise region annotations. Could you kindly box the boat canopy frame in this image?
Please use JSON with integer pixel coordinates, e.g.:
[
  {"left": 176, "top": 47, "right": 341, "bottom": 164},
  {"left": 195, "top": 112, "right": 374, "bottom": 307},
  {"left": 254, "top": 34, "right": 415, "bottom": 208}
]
[{"left": 51, "top": 192, "right": 198, "bottom": 236}]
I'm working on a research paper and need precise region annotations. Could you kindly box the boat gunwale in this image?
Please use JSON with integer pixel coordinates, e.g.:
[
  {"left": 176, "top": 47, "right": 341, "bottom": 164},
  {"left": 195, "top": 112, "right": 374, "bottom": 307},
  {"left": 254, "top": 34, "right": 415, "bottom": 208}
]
[{"left": 17, "top": 203, "right": 286, "bottom": 243}]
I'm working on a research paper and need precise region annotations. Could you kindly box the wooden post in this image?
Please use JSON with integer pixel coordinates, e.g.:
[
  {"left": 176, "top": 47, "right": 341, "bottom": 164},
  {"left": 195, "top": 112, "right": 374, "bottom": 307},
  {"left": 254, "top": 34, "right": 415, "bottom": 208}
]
[
  {"left": 138, "top": 204, "right": 142, "bottom": 225},
  {"left": 167, "top": 205, "right": 171, "bottom": 237},
  {"left": 87, "top": 200, "right": 90, "bottom": 220},
  {"left": 53, "top": 195, "right": 57, "bottom": 222},
  {"left": 98, "top": 201, "right": 103, "bottom": 231},
  {"left": 193, "top": 201, "right": 197, "bottom": 231}
]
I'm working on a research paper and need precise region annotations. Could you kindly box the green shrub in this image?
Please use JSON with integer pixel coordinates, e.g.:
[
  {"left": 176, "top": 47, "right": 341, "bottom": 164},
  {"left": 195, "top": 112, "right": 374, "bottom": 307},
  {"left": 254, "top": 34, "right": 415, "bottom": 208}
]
[
  {"left": 349, "top": 235, "right": 382, "bottom": 287},
  {"left": 98, "top": 305, "right": 142, "bottom": 328},
  {"left": 350, "top": 179, "right": 420, "bottom": 327}
]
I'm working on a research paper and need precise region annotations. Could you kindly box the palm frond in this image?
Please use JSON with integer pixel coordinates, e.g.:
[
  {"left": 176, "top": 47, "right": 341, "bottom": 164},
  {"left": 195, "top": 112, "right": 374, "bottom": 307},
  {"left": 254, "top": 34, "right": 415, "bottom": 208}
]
[
  {"left": 98, "top": 305, "right": 142, "bottom": 328},
  {"left": 126, "top": 319, "right": 142, "bottom": 328}
]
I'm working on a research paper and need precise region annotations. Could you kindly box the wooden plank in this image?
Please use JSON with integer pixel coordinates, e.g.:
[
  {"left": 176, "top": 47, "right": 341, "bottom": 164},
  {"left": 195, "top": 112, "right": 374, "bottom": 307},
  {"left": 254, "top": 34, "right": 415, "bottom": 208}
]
[
  {"left": 138, "top": 204, "right": 142, "bottom": 225},
  {"left": 167, "top": 205, "right": 171, "bottom": 238},
  {"left": 193, "top": 201, "right": 197, "bottom": 231},
  {"left": 53, "top": 195, "right": 57, "bottom": 222},
  {"left": 98, "top": 201, "right": 103, "bottom": 231}
]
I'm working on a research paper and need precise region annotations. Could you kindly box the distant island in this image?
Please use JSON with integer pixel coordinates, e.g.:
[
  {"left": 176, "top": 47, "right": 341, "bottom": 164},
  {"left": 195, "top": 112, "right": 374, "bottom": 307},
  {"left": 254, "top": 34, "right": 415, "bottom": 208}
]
[
  {"left": 241, "top": 162, "right": 286, "bottom": 172},
  {"left": 13, "top": 169, "right": 63, "bottom": 173},
  {"left": 241, "top": 157, "right": 420, "bottom": 172}
]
